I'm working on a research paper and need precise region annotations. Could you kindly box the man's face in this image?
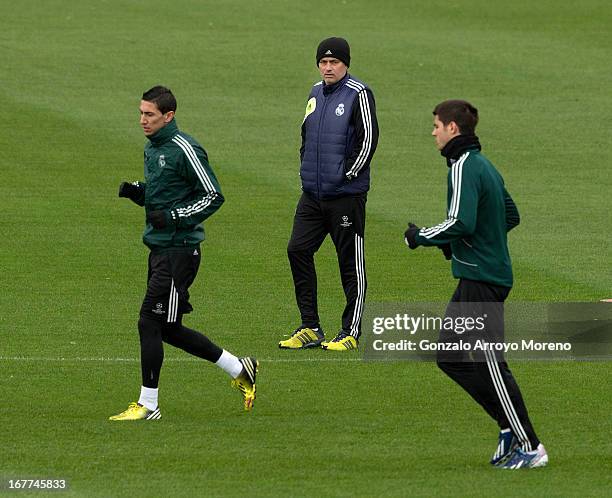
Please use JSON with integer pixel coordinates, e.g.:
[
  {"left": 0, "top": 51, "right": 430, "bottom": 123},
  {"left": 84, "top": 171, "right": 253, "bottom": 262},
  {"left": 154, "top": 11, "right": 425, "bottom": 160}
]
[
  {"left": 139, "top": 100, "right": 174, "bottom": 136},
  {"left": 432, "top": 115, "right": 459, "bottom": 150},
  {"left": 318, "top": 57, "right": 347, "bottom": 85}
]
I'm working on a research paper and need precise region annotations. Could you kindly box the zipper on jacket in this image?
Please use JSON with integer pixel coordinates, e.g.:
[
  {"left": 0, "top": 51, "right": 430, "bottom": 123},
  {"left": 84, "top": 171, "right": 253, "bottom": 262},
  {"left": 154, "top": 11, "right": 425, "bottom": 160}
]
[{"left": 316, "top": 92, "right": 329, "bottom": 200}]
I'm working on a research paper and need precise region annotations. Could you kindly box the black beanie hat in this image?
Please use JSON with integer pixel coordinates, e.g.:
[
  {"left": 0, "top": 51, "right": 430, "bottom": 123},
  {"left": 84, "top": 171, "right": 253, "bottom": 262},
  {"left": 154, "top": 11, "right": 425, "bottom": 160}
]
[{"left": 316, "top": 37, "right": 351, "bottom": 67}]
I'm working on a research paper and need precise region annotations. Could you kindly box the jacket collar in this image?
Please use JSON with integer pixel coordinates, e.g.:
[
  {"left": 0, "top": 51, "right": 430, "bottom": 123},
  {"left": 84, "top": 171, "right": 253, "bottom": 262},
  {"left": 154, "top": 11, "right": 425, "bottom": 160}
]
[
  {"left": 440, "top": 134, "right": 481, "bottom": 167},
  {"left": 148, "top": 118, "right": 179, "bottom": 146},
  {"left": 322, "top": 73, "right": 350, "bottom": 95}
]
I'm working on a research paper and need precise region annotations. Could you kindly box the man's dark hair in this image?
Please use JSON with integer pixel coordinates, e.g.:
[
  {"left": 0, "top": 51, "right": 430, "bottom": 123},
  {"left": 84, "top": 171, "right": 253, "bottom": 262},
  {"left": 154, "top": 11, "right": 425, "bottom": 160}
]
[
  {"left": 142, "top": 86, "right": 177, "bottom": 114},
  {"left": 433, "top": 100, "right": 478, "bottom": 135}
]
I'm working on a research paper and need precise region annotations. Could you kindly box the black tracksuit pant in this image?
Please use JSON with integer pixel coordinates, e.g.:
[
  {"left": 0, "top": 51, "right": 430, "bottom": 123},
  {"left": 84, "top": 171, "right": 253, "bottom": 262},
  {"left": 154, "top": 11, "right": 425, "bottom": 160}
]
[
  {"left": 138, "top": 247, "right": 222, "bottom": 388},
  {"left": 437, "top": 278, "right": 540, "bottom": 451},
  {"left": 287, "top": 192, "right": 367, "bottom": 339}
]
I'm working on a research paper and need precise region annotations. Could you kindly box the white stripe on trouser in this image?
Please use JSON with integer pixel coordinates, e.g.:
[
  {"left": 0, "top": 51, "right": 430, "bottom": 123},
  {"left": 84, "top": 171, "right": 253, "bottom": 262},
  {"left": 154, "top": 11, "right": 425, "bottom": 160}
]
[
  {"left": 167, "top": 280, "right": 179, "bottom": 323},
  {"left": 349, "top": 234, "right": 366, "bottom": 338},
  {"left": 484, "top": 348, "right": 532, "bottom": 451}
]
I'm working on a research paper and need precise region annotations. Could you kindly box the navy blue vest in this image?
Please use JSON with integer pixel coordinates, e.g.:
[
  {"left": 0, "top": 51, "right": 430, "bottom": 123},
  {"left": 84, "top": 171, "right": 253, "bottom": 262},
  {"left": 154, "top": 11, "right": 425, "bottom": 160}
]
[{"left": 300, "top": 74, "right": 370, "bottom": 199}]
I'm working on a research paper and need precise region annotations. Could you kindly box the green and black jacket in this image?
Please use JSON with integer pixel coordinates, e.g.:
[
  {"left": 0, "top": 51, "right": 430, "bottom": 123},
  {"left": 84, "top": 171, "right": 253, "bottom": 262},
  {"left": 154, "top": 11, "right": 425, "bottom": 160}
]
[
  {"left": 129, "top": 119, "right": 224, "bottom": 249},
  {"left": 415, "top": 138, "right": 520, "bottom": 288}
]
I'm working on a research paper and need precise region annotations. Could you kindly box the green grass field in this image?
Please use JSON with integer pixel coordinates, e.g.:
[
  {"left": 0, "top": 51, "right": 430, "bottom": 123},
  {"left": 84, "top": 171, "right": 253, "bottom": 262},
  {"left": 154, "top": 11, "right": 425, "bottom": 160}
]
[{"left": 1, "top": 0, "right": 611, "bottom": 496}]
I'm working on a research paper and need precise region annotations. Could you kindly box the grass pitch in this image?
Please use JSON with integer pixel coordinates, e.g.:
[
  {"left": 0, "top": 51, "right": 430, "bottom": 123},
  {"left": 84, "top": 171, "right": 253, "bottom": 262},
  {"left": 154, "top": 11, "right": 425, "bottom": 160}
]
[{"left": 1, "top": 1, "right": 611, "bottom": 496}]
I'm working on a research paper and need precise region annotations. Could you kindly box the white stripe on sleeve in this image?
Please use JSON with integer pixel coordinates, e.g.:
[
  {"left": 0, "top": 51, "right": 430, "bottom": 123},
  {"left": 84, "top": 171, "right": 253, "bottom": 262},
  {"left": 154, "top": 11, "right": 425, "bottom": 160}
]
[
  {"left": 346, "top": 90, "right": 373, "bottom": 178},
  {"left": 172, "top": 135, "right": 216, "bottom": 193},
  {"left": 418, "top": 152, "right": 470, "bottom": 239}
]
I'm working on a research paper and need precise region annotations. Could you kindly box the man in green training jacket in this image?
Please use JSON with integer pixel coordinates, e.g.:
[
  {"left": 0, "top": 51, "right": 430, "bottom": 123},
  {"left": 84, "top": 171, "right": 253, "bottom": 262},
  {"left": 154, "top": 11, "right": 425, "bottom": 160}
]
[
  {"left": 110, "top": 86, "right": 258, "bottom": 421},
  {"left": 404, "top": 100, "right": 548, "bottom": 469}
]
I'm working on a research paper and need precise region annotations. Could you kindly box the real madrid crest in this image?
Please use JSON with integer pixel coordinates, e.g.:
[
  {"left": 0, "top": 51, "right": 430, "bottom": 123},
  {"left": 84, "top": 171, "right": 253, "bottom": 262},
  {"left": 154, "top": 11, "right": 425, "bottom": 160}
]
[
  {"left": 335, "top": 103, "right": 345, "bottom": 116},
  {"left": 158, "top": 154, "right": 166, "bottom": 168}
]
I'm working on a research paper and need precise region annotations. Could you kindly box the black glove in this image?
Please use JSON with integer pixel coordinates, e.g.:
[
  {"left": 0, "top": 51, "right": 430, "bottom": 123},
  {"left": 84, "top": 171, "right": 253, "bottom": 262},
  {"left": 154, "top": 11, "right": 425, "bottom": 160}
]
[
  {"left": 146, "top": 210, "right": 170, "bottom": 229},
  {"left": 439, "top": 243, "right": 452, "bottom": 260},
  {"left": 404, "top": 222, "right": 420, "bottom": 249},
  {"left": 118, "top": 181, "right": 140, "bottom": 201}
]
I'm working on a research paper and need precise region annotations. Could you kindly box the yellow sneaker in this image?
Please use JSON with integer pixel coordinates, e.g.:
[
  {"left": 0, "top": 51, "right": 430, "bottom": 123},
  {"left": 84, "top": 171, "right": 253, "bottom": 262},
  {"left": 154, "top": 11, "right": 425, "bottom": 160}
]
[
  {"left": 231, "top": 357, "right": 258, "bottom": 411},
  {"left": 278, "top": 327, "right": 324, "bottom": 349},
  {"left": 322, "top": 332, "right": 358, "bottom": 351},
  {"left": 109, "top": 402, "right": 161, "bottom": 421}
]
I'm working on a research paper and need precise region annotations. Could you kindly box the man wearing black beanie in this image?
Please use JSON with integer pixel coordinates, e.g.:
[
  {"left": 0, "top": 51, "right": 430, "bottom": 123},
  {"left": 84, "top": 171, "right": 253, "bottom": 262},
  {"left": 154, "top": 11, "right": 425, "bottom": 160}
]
[
  {"left": 316, "top": 37, "right": 351, "bottom": 68},
  {"left": 280, "top": 37, "right": 379, "bottom": 351}
]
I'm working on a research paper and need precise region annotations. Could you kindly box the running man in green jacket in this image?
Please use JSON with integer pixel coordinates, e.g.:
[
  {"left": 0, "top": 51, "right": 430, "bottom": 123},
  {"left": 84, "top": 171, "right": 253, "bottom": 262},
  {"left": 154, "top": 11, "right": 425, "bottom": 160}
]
[
  {"left": 404, "top": 100, "right": 547, "bottom": 469},
  {"left": 110, "top": 86, "right": 258, "bottom": 420}
]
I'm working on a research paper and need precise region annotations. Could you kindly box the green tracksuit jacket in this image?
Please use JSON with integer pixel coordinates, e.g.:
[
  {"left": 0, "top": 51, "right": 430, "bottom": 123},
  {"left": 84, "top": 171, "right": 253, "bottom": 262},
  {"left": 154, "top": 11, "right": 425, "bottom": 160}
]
[
  {"left": 415, "top": 146, "right": 520, "bottom": 288},
  {"left": 130, "top": 119, "right": 224, "bottom": 249}
]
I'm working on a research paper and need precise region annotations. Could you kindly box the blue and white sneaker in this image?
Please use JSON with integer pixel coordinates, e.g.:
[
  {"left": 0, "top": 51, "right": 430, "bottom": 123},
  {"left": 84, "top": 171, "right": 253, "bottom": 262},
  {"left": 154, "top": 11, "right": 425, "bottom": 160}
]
[
  {"left": 490, "top": 429, "right": 519, "bottom": 466},
  {"left": 500, "top": 443, "right": 548, "bottom": 469}
]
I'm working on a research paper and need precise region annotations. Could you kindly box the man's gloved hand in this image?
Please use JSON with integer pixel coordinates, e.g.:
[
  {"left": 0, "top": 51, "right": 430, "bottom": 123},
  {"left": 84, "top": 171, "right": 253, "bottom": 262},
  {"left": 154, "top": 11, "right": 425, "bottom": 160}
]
[
  {"left": 439, "top": 243, "right": 452, "bottom": 260},
  {"left": 146, "top": 210, "right": 170, "bottom": 229},
  {"left": 404, "top": 222, "right": 420, "bottom": 250},
  {"left": 118, "top": 181, "right": 140, "bottom": 201}
]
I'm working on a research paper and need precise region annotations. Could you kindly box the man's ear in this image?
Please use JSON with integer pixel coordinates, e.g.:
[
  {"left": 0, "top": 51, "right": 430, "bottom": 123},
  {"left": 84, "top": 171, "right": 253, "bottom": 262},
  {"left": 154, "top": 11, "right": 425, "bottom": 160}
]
[
  {"left": 164, "top": 111, "right": 175, "bottom": 123},
  {"left": 448, "top": 121, "right": 460, "bottom": 136}
]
